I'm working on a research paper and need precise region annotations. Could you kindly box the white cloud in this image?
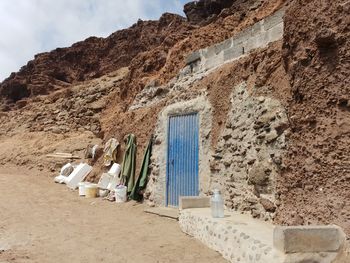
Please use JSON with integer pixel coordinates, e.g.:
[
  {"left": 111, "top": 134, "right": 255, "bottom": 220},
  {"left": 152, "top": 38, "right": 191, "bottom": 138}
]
[{"left": 0, "top": 0, "right": 187, "bottom": 81}]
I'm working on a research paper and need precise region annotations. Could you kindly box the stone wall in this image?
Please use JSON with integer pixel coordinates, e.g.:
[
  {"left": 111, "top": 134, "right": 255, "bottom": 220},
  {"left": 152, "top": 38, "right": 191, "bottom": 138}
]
[
  {"left": 146, "top": 81, "right": 289, "bottom": 221},
  {"left": 186, "top": 8, "right": 285, "bottom": 72},
  {"left": 210, "top": 83, "right": 289, "bottom": 220}
]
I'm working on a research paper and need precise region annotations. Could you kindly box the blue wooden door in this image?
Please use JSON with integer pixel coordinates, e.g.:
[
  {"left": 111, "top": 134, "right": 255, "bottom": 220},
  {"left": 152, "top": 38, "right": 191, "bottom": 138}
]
[{"left": 166, "top": 113, "right": 199, "bottom": 207}]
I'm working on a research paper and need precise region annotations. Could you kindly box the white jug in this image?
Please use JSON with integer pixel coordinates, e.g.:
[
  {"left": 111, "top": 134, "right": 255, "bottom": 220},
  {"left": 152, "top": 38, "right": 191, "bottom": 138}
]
[{"left": 211, "top": 189, "right": 224, "bottom": 218}]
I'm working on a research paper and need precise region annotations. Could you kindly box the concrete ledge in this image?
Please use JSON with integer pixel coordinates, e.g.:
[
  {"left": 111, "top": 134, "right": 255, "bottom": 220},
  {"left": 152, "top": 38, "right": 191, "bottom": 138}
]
[
  {"left": 179, "top": 196, "right": 210, "bottom": 210},
  {"left": 274, "top": 225, "right": 346, "bottom": 253},
  {"left": 179, "top": 209, "right": 348, "bottom": 263},
  {"left": 179, "top": 208, "right": 284, "bottom": 263}
]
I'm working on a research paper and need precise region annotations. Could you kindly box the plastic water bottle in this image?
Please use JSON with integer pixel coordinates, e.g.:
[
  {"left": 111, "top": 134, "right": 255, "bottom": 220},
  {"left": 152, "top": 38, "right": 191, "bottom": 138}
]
[{"left": 211, "top": 189, "right": 224, "bottom": 218}]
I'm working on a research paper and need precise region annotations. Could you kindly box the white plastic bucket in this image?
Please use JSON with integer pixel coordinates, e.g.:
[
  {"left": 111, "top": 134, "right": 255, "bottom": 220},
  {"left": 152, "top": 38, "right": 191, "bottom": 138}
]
[
  {"left": 78, "top": 182, "right": 86, "bottom": 196},
  {"left": 85, "top": 184, "right": 98, "bottom": 198},
  {"left": 115, "top": 185, "right": 127, "bottom": 203},
  {"left": 108, "top": 163, "right": 121, "bottom": 177}
]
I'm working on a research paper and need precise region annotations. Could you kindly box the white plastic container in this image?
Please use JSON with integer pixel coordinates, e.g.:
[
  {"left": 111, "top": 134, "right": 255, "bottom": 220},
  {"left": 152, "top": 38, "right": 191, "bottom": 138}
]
[
  {"left": 85, "top": 184, "right": 98, "bottom": 198},
  {"left": 98, "top": 173, "right": 112, "bottom": 189},
  {"left": 107, "top": 164, "right": 121, "bottom": 190},
  {"left": 66, "top": 163, "right": 93, "bottom": 189},
  {"left": 78, "top": 182, "right": 87, "bottom": 196},
  {"left": 108, "top": 163, "right": 121, "bottom": 177},
  {"left": 115, "top": 185, "right": 127, "bottom": 203},
  {"left": 211, "top": 189, "right": 224, "bottom": 218}
]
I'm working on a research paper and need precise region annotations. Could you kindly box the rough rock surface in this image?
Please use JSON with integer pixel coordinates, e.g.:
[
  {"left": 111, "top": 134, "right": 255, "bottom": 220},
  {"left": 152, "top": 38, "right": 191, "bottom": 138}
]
[
  {"left": 184, "top": 0, "right": 269, "bottom": 25},
  {"left": 0, "top": 68, "right": 128, "bottom": 137},
  {"left": 275, "top": 0, "right": 350, "bottom": 235},
  {"left": 211, "top": 83, "right": 288, "bottom": 221}
]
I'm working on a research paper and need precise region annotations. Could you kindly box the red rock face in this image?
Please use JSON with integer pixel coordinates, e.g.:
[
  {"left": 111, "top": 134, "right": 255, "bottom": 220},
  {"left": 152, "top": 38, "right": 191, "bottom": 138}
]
[
  {"left": 0, "top": 13, "right": 193, "bottom": 107},
  {"left": 276, "top": 0, "right": 350, "bottom": 234}
]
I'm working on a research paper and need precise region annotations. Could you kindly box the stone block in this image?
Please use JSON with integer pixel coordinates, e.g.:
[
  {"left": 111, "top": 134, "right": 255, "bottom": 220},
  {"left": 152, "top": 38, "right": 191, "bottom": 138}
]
[
  {"left": 250, "top": 21, "right": 264, "bottom": 36},
  {"left": 267, "top": 22, "right": 284, "bottom": 43},
  {"left": 245, "top": 32, "right": 269, "bottom": 53},
  {"left": 204, "top": 52, "right": 224, "bottom": 70},
  {"left": 186, "top": 50, "right": 201, "bottom": 65},
  {"left": 201, "top": 38, "right": 232, "bottom": 60},
  {"left": 232, "top": 28, "right": 250, "bottom": 45},
  {"left": 274, "top": 225, "right": 346, "bottom": 253},
  {"left": 202, "top": 46, "right": 215, "bottom": 59},
  {"left": 214, "top": 38, "right": 232, "bottom": 54},
  {"left": 263, "top": 9, "right": 285, "bottom": 31},
  {"left": 179, "top": 196, "right": 210, "bottom": 210},
  {"left": 223, "top": 45, "right": 244, "bottom": 62}
]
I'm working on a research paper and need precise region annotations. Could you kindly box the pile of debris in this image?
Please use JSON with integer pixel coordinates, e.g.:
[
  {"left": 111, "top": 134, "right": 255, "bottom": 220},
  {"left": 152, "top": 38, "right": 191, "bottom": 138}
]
[{"left": 53, "top": 135, "right": 153, "bottom": 203}]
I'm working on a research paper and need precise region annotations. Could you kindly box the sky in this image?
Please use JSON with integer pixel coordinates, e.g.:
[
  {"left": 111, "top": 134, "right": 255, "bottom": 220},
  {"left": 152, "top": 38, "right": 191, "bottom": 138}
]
[{"left": 0, "top": 0, "right": 189, "bottom": 81}]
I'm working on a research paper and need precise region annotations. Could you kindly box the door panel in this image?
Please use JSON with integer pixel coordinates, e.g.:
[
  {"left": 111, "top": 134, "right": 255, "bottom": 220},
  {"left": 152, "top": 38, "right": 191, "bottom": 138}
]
[{"left": 166, "top": 113, "right": 199, "bottom": 207}]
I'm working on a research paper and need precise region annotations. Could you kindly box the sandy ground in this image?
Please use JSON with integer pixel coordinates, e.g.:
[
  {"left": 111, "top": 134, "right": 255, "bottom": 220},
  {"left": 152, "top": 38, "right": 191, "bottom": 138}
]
[{"left": 0, "top": 169, "right": 226, "bottom": 263}]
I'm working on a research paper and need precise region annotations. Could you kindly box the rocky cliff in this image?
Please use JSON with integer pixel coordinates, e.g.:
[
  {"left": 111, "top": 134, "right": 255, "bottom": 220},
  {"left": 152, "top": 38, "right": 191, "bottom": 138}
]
[
  {"left": 276, "top": 0, "right": 350, "bottom": 234},
  {"left": 0, "top": 13, "right": 193, "bottom": 108}
]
